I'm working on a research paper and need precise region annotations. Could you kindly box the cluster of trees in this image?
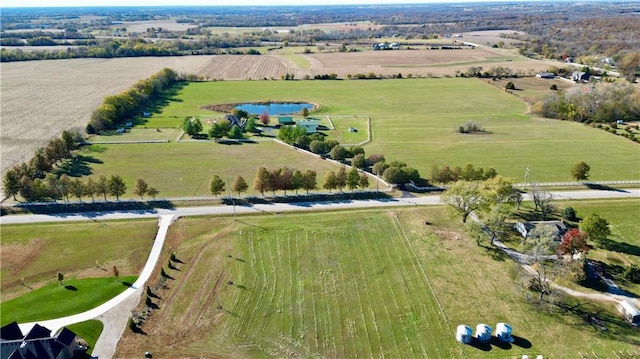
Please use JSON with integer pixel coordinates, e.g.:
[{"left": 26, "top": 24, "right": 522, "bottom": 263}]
[
  {"left": 431, "top": 163, "right": 497, "bottom": 185},
  {"left": 532, "top": 81, "right": 640, "bottom": 125},
  {"left": 87, "top": 68, "right": 180, "bottom": 133},
  {"left": 3, "top": 130, "right": 82, "bottom": 200},
  {"left": 461, "top": 66, "right": 519, "bottom": 79},
  {"left": 456, "top": 121, "right": 486, "bottom": 134},
  {"left": 277, "top": 125, "right": 420, "bottom": 186},
  {"left": 209, "top": 167, "right": 318, "bottom": 198}
]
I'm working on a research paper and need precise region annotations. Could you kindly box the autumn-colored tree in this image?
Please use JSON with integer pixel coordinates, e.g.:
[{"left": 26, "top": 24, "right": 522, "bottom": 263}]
[
  {"left": 359, "top": 173, "right": 370, "bottom": 189},
  {"left": 323, "top": 171, "right": 338, "bottom": 193},
  {"left": 259, "top": 111, "right": 270, "bottom": 125},
  {"left": 253, "top": 167, "right": 271, "bottom": 196},
  {"left": 335, "top": 167, "right": 348, "bottom": 192},
  {"left": 231, "top": 175, "right": 248, "bottom": 196},
  {"left": 301, "top": 169, "right": 317, "bottom": 194},
  {"left": 558, "top": 229, "right": 589, "bottom": 259},
  {"left": 147, "top": 187, "right": 159, "bottom": 199},
  {"left": 108, "top": 175, "right": 127, "bottom": 201},
  {"left": 134, "top": 178, "right": 149, "bottom": 199},
  {"left": 69, "top": 178, "right": 85, "bottom": 201},
  {"left": 84, "top": 177, "right": 97, "bottom": 202},
  {"left": 113, "top": 265, "right": 120, "bottom": 281}
]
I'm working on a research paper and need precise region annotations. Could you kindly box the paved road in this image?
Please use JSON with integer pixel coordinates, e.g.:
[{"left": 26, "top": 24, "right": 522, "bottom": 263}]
[{"left": 2, "top": 189, "right": 638, "bottom": 226}]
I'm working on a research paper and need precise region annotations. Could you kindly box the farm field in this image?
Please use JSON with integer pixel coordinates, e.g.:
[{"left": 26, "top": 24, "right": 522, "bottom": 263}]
[
  {"left": 92, "top": 79, "right": 639, "bottom": 196},
  {"left": 0, "top": 46, "right": 558, "bottom": 187},
  {"left": 0, "top": 219, "right": 157, "bottom": 302},
  {"left": 115, "top": 207, "right": 640, "bottom": 358},
  {"left": 79, "top": 140, "right": 371, "bottom": 198}
]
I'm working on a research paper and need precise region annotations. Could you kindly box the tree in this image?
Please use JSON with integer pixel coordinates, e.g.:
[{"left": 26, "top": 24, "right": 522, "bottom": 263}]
[
  {"left": 96, "top": 175, "right": 109, "bottom": 201},
  {"left": 253, "top": 167, "right": 272, "bottom": 196},
  {"left": 480, "top": 203, "right": 513, "bottom": 246},
  {"left": 558, "top": 228, "right": 589, "bottom": 259},
  {"left": 44, "top": 173, "right": 61, "bottom": 201},
  {"left": 323, "top": 171, "right": 338, "bottom": 193},
  {"left": 351, "top": 153, "right": 366, "bottom": 169},
  {"left": 147, "top": 187, "right": 159, "bottom": 199},
  {"left": 580, "top": 214, "right": 611, "bottom": 245},
  {"left": 277, "top": 167, "right": 294, "bottom": 195},
  {"left": 571, "top": 161, "right": 590, "bottom": 181},
  {"left": 245, "top": 116, "right": 258, "bottom": 133},
  {"left": 346, "top": 167, "right": 360, "bottom": 191},
  {"left": 562, "top": 207, "right": 577, "bottom": 221},
  {"left": 335, "top": 167, "right": 347, "bottom": 192},
  {"left": 182, "top": 117, "right": 203, "bottom": 137},
  {"left": 259, "top": 111, "right": 270, "bottom": 125},
  {"left": 531, "top": 183, "right": 553, "bottom": 219},
  {"left": 291, "top": 169, "right": 303, "bottom": 195},
  {"left": 617, "top": 51, "right": 640, "bottom": 83},
  {"left": 134, "top": 178, "right": 149, "bottom": 199},
  {"left": 301, "top": 107, "right": 309, "bottom": 118},
  {"left": 59, "top": 174, "right": 71, "bottom": 202},
  {"left": 208, "top": 122, "right": 228, "bottom": 139},
  {"left": 84, "top": 177, "right": 97, "bottom": 202},
  {"left": 359, "top": 173, "right": 370, "bottom": 189},
  {"left": 301, "top": 169, "right": 317, "bottom": 194},
  {"left": 441, "top": 181, "right": 488, "bottom": 223},
  {"left": 228, "top": 125, "right": 243, "bottom": 139},
  {"left": 3, "top": 168, "right": 21, "bottom": 200},
  {"left": 108, "top": 175, "right": 127, "bottom": 201},
  {"left": 330, "top": 145, "right": 349, "bottom": 161},
  {"left": 231, "top": 175, "right": 248, "bottom": 196},
  {"left": 69, "top": 178, "right": 85, "bottom": 201},
  {"left": 113, "top": 265, "right": 120, "bottom": 281},
  {"left": 57, "top": 272, "right": 64, "bottom": 286},
  {"left": 61, "top": 129, "right": 79, "bottom": 151},
  {"left": 209, "top": 175, "right": 226, "bottom": 197},
  {"left": 505, "top": 81, "right": 516, "bottom": 90}
]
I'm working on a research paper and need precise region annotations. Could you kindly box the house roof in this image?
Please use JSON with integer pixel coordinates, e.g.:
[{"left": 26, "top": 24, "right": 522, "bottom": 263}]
[
  {"left": 55, "top": 328, "right": 76, "bottom": 347},
  {"left": 223, "top": 114, "right": 246, "bottom": 128},
  {"left": 1, "top": 322, "right": 23, "bottom": 341},
  {"left": 23, "top": 325, "right": 51, "bottom": 340}
]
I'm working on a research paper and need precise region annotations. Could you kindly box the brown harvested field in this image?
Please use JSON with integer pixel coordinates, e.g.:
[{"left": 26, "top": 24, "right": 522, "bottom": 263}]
[
  {"left": 0, "top": 56, "right": 211, "bottom": 183},
  {"left": 463, "top": 30, "right": 525, "bottom": 46},
  {"left": 303, "top": 47, "right": 554, "bottom": 78},
  {"left": 196, "top": 55, "right": 298, "bottom": 80}
]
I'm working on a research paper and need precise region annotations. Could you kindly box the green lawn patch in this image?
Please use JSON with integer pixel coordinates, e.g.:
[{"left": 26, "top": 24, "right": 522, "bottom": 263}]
[
  {"left": 86, "top": 128, "right": 181, "bottom": 143},
  {"left": 1, "top": 219, "right": 157, "bottom": 300},
  {"left": 1, "top": 276, "right": 137, "bottom": 325},
  {"left": 66, "top": 320, "right": 103, "bottom": 355}
]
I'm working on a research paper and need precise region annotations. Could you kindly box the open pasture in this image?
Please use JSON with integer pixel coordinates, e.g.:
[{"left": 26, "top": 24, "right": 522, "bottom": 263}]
[
  {"left": 121, "top": 79, "right": 639, "bottom": 186},
  {"left": 0, "top": 219, "right": 157, "bottom": 301},
  {"left": 79, "top": 140, "right": 365, "bottom": 198},
  {"left": 115, "top": 208, "right": 640, "bottom": 357}
]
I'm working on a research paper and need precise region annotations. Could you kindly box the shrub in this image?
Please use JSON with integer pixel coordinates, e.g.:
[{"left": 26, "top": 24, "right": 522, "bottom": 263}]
[
  {"left": 562, "top": 207, "right": 577, "bottom": 221},
  {"left": 505, "top": 81, "right": 516, "bottom": 90},
  {"left": 550, "top": 84, "right": 558, "bottom": 90},
  {"left": 623, "top": 265, "right": 640, "bottom": 283}
]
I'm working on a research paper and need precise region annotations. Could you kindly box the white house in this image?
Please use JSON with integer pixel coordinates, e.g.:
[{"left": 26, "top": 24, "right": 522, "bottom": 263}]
[{"left": 455, "top": 325, "right": 472, "bottom": 344}]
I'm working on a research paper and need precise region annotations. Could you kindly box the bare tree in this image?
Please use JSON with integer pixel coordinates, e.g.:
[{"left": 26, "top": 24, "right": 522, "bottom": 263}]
[{"left": 531, "top": 183, "right": 553, "bottom": 219}]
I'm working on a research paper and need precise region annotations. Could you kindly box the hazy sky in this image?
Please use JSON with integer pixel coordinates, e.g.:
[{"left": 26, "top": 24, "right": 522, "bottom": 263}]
[{"left": 1, "top": 0, "right": 538, "bottom": 8}]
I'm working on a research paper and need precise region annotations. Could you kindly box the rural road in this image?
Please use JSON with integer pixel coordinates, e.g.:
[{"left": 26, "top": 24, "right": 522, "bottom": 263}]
[{"left": 4, "top": 188, "right": 638, "bottom": 358}]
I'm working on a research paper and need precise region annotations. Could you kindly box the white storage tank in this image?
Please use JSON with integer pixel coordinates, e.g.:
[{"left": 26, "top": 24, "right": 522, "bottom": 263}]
[
  {"left": 495, "top": 322, "right": 514, "bottom": 342},
  {"left": 475, "top": 323, "right": 492, "bottom": 343},
  {"left": 455, "top": 325, "right": 472, "bottom": 344}
]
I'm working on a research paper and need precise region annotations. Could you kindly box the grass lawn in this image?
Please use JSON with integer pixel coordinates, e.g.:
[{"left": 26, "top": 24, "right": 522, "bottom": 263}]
[
  {"left": 65, "top": 320, "right": 103, "bottom": 355},
  {"left": 115, "top": 208, "right": 639, "bottom": 358},
  {"left": 1, "top": 276, "right": 136, "bottom": 325},
  {"left": 0, "top": 219, "right": 157, "bottom": 301},
  {"left": 78, "top": 140, "right": 377, "bottom": 198},
  {"left": 86, "top": 128, "right": 182, "bottom": 142},
  {"left": 328, "top": 115, "right": 370, "bottom": 145},
  {"left": 100, "top": 79, "right": 638, "bottom": 188}
]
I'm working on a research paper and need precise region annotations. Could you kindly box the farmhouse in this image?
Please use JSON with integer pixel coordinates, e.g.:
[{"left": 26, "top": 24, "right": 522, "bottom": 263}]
[
  {"left": 536, "top": 72, "right": 555, "bottom": 79},
  {"left": 0, "top": 322, "right": 79, "bottom": 359},
  {"left": 296, "top": 119, "right": 320, "bottom": 133},
  {"left": 515, "top": 220, "right": 567, "bottom": 241},
  {"left": 223, "top": 114, "right": 246, "bottom": 129}
]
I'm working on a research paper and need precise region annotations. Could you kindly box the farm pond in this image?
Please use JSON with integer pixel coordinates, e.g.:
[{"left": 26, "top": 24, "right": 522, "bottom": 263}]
[{"left": 235, "top": 102, "right": 313, "bottom": 115}]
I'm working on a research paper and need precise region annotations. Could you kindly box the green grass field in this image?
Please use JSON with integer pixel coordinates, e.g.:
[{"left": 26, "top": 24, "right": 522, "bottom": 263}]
[
  {"left": 0, "top": 219, "right": 157, "bottom": 301},
  {"left": 78, "top": 140, "right": 378, "bottom": 198},
  {"left": 87, "top": 79, "right": 638, "bottom": 195},
  {"left": 86, "top": 128, "right": 181, "bottom": 142},
  {"left": 0, "top": 276, "right": 136, "bottom": 325},
  {"left": 116, "top": 208, "right": 640, "bottom": 358}
]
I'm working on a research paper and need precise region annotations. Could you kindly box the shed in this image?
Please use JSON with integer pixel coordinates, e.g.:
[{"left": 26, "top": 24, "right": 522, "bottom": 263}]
[
  {"left": 617, "top": 300, "right": 640, "bottom": 325},
  {"left": 536, "top": 72, "right": 555, "bottom": 79},
  {"left": 455, "top": 325, "right": 472, "bottom": 344},
  {"left": 475, "top": 324, "right": 492, "bottom": 343},
  {"left": 495, "top": 322, "right": 514, "bottom": 342},
  {"left": 278, "top": 117, "right": 295, "bottom": 125}
]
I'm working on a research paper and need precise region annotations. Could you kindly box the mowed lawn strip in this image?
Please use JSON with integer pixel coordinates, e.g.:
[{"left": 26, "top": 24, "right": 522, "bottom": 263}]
[
  {"left": 0, "top": 219, "right": 157, "bottom": 301},
  {"left": 80, "top": 141, "right": 362, "bottom": 198},
  {"left": 0, "top": 276, "right": 136, "bottom": 325},
  {"left": 66, "top": 320, "right": 104, "bottom": 355}
]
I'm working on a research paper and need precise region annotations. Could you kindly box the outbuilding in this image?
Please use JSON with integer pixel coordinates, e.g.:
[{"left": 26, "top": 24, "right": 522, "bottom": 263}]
[
  {"left": 495, "top": 322, "right": 514, "bottom": 342},
  {"left": 475, "top": 324, "right": 492, "bottom": 343},
  {"left": 617, "top": 300, "right": 640, "bottom": 325},
  {"left": 455, "top": 325, "right": 472, "bottom": 344}
]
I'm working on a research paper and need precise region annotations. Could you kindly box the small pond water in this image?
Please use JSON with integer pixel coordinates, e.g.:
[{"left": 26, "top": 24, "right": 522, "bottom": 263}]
[{"left": 235, "top": 102, "right": 313, "bottom": 116}]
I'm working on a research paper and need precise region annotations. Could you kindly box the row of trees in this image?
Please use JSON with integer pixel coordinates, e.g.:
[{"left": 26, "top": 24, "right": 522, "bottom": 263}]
[
  {"left": 3, "top": 130, "right": 82, "bottom": 200},
  {"left": 431, "top": 163, "right": 498, "bottom": 185},
  {"left": 87, "top": 68, "right": 180, "bottom": 133},
  {"left": 5, "top": 172, "right": 158, "bottom": 203}
]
